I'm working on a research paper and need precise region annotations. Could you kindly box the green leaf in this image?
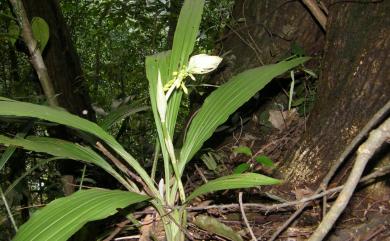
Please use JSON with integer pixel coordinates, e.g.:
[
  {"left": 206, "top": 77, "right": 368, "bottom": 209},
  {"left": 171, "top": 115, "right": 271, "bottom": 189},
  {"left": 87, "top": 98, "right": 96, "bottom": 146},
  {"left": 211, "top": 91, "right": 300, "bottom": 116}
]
[
  {"left": 0, "top": 123, "right": 32, "bottom": 171},
  {"left": 232, "top": 146, "right": 252, "bottom": 156},
  {"left": 0, "top": 145, "right": 17, "bottom": 171},
  {"left": 7, "top": 20, "right": 20, "bottom": 45},
  {"left": 303, "top": 68, "right": 318, "bottom": 78},
  {"left": 193, "top": 215, "right": 243, "bottom": 241},
  {"left": 98, "top": 103, "right": 149, "bottom": 130},
  {"left": 180, "top": 57, "right": 310, "bottom": 173},
  {"left": 291, "top": 42, "right": 305, "bottom": 57},
  {"left": 145, "top": 0, "right": 206, "bottom": 152},
  {"left": 31, "top": 17, "right": 49, "bottom": 51},
  {"left": 291, "top": 97, "right": 305, "bottom": 107},
  {"left": 146, "top": 52, "right": 172, "bottom": 180},
  {"left": 0, "top": 99, "right": 156, "bottom": 195},
  {"left": 165, "top": 0, "right": 205, "bottom": 139},
  {"left": 187, "top": 173, "right": 281, "bottom": 201},
  {"left": 145, "top": 0, "right": 205, "bottom": 181},
  {"left": 254, "top": 155, "right": 275, "bottom": 168},
  {"left": 0, "top": 135, "right": 132, "bottom": 191},
  {"left": 233, "top": 163, "right": 250, "bottom": 174},
  {"left": 200, "top": 152, "right": 218, "bottom": 171},
  {"left": 4, "top": 157, "right": 60, "bottom": 196},
  {"left": 13, "top": 189, "right": 149, "bottom": 241},
  {"left": 169, "top": 0, "right": 205, "bottom": 75}
]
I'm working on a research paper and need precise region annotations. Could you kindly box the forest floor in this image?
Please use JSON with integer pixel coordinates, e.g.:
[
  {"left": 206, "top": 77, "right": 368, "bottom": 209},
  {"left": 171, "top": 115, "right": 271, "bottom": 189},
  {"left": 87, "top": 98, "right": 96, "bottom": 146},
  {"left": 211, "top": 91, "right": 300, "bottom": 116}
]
[{"left": 183, "top": 112, "right": 390, "bottom": 241}]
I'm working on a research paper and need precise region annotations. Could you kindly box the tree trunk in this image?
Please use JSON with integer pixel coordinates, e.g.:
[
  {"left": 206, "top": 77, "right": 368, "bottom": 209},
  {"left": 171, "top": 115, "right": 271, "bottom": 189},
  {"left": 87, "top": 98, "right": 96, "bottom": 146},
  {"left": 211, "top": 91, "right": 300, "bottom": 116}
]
[
  {"left": 275, "top": 1, "right": 390, "bottom": 199},
  {"left": 22, "top": 0, "right": 95, "bottom": 121},
  {"left": 167, "top": 0, "right": 183, "bottom": 49},
  {"left": 21, "top": 0, "right": 96, "bottom": 195},
  {"left": 216, "top": 0, "right": 324, "bottom": 79},
  {"left": 213, "top": 1, "right": 390, "bottom": 237},
  {"left": 220, "top": 0, "right": 389, "bottom": 201}
]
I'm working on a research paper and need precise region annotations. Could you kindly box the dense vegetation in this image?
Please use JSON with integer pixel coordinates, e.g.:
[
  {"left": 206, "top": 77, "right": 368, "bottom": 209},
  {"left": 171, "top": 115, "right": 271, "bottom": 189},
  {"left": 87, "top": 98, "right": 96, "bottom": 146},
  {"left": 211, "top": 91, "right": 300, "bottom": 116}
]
[{"left": 1, "top": 0, "right": 389, "bottom": 240}]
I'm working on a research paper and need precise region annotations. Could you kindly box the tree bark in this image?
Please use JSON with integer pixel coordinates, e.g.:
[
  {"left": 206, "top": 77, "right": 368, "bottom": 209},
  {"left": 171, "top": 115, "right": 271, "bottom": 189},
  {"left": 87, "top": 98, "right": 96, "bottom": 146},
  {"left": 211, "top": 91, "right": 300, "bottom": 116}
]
[
  {"left": 22, "top": 0, "right": 95, "bottom": 121},
  {"left": 220, "top": 0, "right": 390, "bottom": 203},
  {"left": 167, "top": 0, "right": 183, "bottom": 48},
  {"left": 21, "top": 0, "right": 96, "bottom": 195},
  {"left": 216, "top": 0, "right": 324, "bottom": 80},
  {"left": 276, "top": 1, "right": 390, "bottom": 198},
  {"left": 9, "top": 0, "right": 59, "bottom": 107}
]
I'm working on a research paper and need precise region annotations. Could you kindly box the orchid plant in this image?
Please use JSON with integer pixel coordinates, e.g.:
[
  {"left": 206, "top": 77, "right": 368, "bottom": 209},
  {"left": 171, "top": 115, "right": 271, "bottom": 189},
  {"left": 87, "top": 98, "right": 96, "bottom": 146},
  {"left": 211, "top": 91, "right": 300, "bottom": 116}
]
[{"left": 0, "top": 0, "right": 309, "bottom": 240}]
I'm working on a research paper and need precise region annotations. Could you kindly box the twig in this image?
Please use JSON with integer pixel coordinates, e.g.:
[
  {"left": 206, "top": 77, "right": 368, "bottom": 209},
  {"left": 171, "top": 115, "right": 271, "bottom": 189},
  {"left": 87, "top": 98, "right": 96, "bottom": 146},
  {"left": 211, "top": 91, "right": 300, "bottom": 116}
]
[
  {"left": 268, "top": 203, "right": 306, "bottom": 241},
  {"left": 239, "top": 192, "right": 257, "bottom": 241},
  {"left": 0, "top": 186, "right": 18, "bottom": 233},
  {"left": 195, "top": 164, "right": 208, "bottom": 183},
  {"left": 301, "top": 0, "right": 327, "bottom": 30},
  {"left": 79, "top": 164, "right": 87, "bottom": 191},
  {"left": 114, "top": 235, "right": 140, "bottom": 240},
  {"left": 361, "top": 225, "right": 385, "bottom": 241},
  {"left": 268, "top": 100, "right": 390, "bottom": 241},
  {"left": 96, "top": 142, "right": 153, "bottom": 196},
  {"left": 308, "top": 117, "right": 390, "bottom": 241},
  {"left": 103, "top": 219, "right": 132, "bottom": 241}
]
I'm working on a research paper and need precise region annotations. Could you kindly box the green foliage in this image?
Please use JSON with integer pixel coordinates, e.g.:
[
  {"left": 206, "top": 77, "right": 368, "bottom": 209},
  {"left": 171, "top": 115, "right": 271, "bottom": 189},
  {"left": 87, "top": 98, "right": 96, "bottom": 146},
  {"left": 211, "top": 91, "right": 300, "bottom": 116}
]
[
  {"left": 0, "top": 99, "right": 156, "bottom": 194},
  {"left": 7, "top": 20, "right": 19, "bottom": 45},
  {"left": 233, "top": 163, "right": 250, "bottom": 174},
  {"left": 98, "top": 103, "right": 149, "bottom": 131},
  {"left": 193, "top": 215, "right": 243, "bottom": 241},
  {"left": 200, "top": 151, "right": 219, "bottom": 171},
  {"left": 254, "top": 155, "right": 275, "bottom": 168},
  {"left": 0, "top": 0, "right": 309, "bottom": 239},
  {"left": 233, "top": 146, "right": 252, "bottom": 156},
  {"left": 187, "top": 173, "right": 280, "bottom": 201},
  {"left": 0, "top": 135, "right": 131, "bottom": 190},
  {"left": 13, "top": 189, "right": 149, "bottom": 241},
  {"left": 31, "top": 17, "right": 49, "bottom": 51},
  {"left": 232, "top": 145, "right": 275, "bottom": 173},
  {"left": 180, "top": 57, "right": 310, "bottom": 173}
]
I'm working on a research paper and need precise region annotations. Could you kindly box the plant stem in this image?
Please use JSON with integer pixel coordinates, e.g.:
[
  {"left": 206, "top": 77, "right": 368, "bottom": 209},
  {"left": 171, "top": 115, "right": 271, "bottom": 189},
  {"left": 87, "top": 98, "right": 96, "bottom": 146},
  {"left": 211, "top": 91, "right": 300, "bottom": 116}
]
[
  {"left": 0, "top": 186, "right": 18, "bottom": 232},
  {"left": 79, "top": 164, "right": 87, "bottom": 191},
  {"left": 9, "top": 0, "right": 58, "bottom": 107},
  {"left": 150, "top": 138, "right": 160, "bottom": 181},
  {"left": 161, "top": 123, "right": 186, "bottom": 202}
]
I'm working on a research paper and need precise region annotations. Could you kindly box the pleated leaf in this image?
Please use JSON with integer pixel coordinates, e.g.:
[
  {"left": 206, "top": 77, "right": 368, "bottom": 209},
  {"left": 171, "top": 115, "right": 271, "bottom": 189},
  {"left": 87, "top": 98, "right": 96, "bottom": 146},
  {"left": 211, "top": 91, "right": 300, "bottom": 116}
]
[
  {"left": 187, "top": 173, "right": 281, "bottom": 201},
  {"left": 146, "top": 52, "right": 172, "bottom": 166},
  {"left": 180, "top": 57, "right": 310, "bottom": 172},
  {"left": 146, "top": 0, "right": 205, "bottom": 139},
  {"left": 0, "top": 99, "right": 156, "bottom": 192},
  {"left": 166, "top": 0, "right": 204, "bottom": 137},
  {"left": 0, "top": 135, "right": 131, "bottom": 190},
  {"left": 13, "top": 189, "right": 149, "bottom": 241},
  {"left": 169, "top": 0, "right": 205, "bottom": 76}
]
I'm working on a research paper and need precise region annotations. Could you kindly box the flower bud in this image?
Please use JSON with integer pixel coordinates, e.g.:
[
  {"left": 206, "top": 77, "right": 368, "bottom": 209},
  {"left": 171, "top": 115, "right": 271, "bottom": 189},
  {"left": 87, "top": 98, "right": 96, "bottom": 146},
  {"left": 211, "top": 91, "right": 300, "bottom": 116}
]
[{"left": 187, "top": 54, "right": 223, "bottom": 74}]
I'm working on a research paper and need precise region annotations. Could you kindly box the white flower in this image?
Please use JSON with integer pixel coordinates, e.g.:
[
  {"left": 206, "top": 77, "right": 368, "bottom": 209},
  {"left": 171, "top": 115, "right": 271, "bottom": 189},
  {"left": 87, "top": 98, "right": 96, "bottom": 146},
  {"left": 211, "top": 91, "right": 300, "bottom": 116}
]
[{"left": 187, "top": 54, "right": 223, "bottom": 75}]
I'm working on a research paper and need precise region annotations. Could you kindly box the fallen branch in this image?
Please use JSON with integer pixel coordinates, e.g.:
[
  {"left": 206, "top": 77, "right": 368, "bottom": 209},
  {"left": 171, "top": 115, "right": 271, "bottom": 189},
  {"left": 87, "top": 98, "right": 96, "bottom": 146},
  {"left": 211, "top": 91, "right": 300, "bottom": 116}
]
[
  {"left": 238, "top": 192, "right": 256, "bottom": 241},
  {"left": 308, "top": 116, "right": 390, "bottom": 241},
  {"left": 268, "top": 100, "right": 390, "bottom": 241},
  {"left": 186, "top": 164, "right": 390, "bottom": 213}
]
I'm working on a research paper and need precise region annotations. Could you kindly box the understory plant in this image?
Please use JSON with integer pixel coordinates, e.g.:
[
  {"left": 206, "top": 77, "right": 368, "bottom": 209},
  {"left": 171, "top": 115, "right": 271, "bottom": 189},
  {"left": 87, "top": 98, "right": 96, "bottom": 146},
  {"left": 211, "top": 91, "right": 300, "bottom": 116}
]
[{"left": 0, "top": 0, "right": 309, "bottom": 240}]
